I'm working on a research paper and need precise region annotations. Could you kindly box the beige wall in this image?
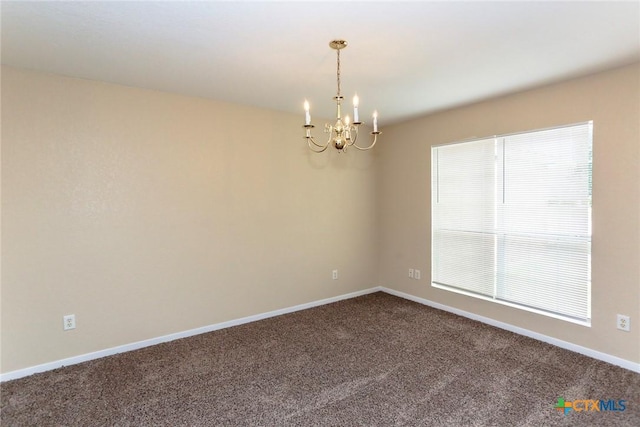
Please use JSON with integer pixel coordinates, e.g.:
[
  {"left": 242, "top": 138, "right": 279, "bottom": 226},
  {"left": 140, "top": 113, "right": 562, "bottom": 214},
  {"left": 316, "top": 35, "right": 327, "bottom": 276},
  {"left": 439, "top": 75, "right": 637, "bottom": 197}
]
[
  {"left": 2, "top": 62, "right": 639, "bottom": 375},
  {"left": 378, "top": 63, "right": 640, "bottom": 364},
  {"left": 0, "top": 66, "right": 378, "bottom": 373}
]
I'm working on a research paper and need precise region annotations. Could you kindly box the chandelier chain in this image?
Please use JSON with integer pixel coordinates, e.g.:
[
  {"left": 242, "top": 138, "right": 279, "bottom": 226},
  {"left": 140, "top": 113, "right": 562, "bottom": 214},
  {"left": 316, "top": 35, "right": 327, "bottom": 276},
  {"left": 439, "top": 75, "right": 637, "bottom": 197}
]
[{"left": 336, "top": 48, "right": 341, "bottom": 97}]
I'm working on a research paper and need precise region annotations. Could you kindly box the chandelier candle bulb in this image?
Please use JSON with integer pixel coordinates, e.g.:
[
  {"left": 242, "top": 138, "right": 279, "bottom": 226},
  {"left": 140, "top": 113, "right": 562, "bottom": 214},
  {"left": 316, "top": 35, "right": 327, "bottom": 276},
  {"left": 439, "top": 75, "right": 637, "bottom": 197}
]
[
  {"left": 353, "top": 94, "right": 359, "bottom": 122},
  {"left": 373, "top": 111, "right": 378, "bottom": 132},
  {"left": 304, "top": 100, "right": 311, "bottom": 125}
]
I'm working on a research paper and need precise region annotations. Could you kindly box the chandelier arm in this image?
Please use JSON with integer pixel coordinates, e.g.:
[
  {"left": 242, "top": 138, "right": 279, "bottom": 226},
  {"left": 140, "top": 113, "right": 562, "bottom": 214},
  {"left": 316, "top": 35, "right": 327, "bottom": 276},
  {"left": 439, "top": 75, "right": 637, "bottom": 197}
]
[
  {"left": 346, "top": 125, "right": 359, "bottom": 146},
  {"left": 307, "top": 137, "right": 330, "bottom": 153},
  {"left": 350, "top": 132, "right": 380, "bottom": 151},
  {"left": 307, "top": 136, "right": 328, "bottom": 149},
  {"left": 304, "top": 123, "right": 333, "bottom": 151},
  {"left": 306, "top": 126, "right": 333, "bottom": 149}
]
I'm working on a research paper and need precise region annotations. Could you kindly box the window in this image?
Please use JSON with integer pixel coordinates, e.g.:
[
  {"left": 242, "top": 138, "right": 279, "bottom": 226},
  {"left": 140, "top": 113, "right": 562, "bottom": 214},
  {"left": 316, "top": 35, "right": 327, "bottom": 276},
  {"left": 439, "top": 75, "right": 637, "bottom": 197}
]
[{"left": 431, "top": 122, "right": 592, "bottom": 325}]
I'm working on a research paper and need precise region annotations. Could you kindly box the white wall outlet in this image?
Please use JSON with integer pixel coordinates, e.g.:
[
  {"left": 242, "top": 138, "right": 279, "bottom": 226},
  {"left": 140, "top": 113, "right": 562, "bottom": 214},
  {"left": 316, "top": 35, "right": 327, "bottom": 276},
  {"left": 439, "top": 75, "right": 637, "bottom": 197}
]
[
  {"left": 63, "top": 314, "right": 76, "bottom": 331},
  {"left": 617, "top": 314, "right": 630, "bottom": 332},
  {"left": 332, "top": 269, "right": 338, "bottom": 280},
  {"left": 408, "top": 268, "right": 414, "bottom": 278},
  {"left": 415, "top": 269, "right": 421, "bottom": 280}
]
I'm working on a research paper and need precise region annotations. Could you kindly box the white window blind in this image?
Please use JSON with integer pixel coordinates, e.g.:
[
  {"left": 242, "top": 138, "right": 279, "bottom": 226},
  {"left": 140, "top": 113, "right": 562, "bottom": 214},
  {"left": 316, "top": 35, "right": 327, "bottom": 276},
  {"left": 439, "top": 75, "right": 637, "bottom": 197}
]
[{"left": 432, "top": 122, "right": 592, "bottom": 324}]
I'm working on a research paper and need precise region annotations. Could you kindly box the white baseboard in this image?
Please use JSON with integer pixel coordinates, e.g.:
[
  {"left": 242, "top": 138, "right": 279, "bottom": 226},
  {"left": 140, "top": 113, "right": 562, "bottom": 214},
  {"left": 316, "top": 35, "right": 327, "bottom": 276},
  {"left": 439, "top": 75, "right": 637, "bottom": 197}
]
[
  {"left": 380, "top": 286, "right": 640, "bottom": 374},
  {"left": 0, "top": 287, "right": 381, "bottom": 382},
  {"left": 3, "top": 285, "right": 637, "bottom": 381}
]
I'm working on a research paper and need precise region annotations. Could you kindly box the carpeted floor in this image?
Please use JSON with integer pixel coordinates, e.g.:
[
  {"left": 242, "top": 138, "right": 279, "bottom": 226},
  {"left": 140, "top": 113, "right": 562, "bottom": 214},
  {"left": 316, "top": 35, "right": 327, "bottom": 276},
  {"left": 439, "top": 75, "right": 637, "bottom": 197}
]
[{"left": 1, "top": 292, "right": 639, "bottom": 426}]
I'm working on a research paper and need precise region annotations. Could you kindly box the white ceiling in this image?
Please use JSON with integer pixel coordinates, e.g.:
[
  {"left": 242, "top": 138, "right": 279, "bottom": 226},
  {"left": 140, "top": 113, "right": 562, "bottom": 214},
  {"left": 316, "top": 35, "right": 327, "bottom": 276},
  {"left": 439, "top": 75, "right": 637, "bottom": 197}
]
[{"left": 2, "top": 1, "right": 639, "bottom": 125}]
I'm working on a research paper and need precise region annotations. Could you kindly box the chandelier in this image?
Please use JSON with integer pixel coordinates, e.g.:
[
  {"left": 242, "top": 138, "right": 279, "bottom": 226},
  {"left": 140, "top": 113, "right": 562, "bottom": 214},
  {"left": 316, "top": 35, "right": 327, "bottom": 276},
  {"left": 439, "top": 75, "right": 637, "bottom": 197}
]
[{"left": 303, "top": 40, "right": 381, "bottom": 153}]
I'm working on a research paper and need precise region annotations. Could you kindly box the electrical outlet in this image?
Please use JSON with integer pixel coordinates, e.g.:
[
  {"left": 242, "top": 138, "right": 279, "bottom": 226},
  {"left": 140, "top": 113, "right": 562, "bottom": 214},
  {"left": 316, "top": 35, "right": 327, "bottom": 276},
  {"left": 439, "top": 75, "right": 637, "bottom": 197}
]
[
  {"left": 415, "top": 269, "right": 421, "bottom": 280},
  {"left": 63, "top": 314, "right": 76, "bottom": 331},
  {"left": 617, "top": 314, "right": 630, "bottom": 332},
  {"left": 332, "top": 269, "right": 338, "bottom": 280},
  {"left": 409, "top": 268, "right": 414, "bottom": 278}
]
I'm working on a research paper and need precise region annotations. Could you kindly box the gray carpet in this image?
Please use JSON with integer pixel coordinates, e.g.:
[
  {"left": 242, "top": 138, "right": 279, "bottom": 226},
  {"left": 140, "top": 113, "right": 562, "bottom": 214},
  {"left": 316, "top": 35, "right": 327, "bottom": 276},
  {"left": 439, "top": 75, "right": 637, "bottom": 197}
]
[{"left": 2, "top": 292, "right": 639, "bottom": 426}]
